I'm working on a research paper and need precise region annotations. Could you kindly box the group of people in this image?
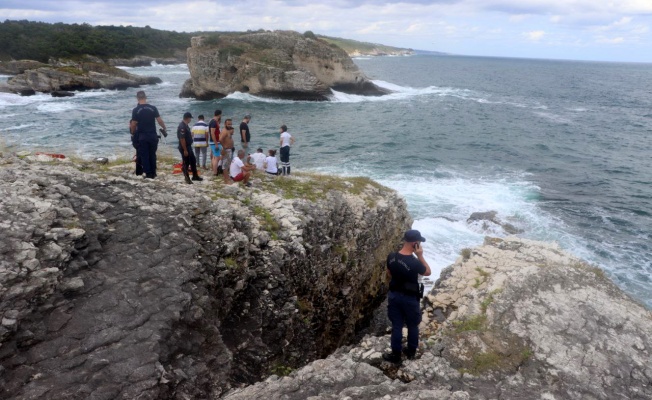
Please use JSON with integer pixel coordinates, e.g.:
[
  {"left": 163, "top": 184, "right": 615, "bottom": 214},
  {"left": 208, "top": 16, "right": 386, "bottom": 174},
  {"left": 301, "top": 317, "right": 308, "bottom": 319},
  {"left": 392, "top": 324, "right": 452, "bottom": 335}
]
[
  {"left": 132, "top": 91, "right": 431, "bottom": 365},
  {"left": 130, "top": 90, "right": 296, "bottom": 186}
]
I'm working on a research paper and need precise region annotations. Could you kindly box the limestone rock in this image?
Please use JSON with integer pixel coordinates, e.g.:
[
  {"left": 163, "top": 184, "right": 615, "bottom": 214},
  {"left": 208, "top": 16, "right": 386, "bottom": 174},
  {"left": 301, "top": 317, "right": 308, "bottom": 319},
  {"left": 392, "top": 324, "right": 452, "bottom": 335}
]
[
  {"left": 0, "top": 60, "right": 48, "bottom": 75},
  {"left": 0, "top": 62, "right": 161, "bottom": 95},
  {"left": 181, "top": 30, "right": 389, "bottom": 101},
  {"left": 0, "top": 154, "right": 410, "bottom": 399},
  {"left": 226, "top": 237, "right": 652, "bottom": 400}
]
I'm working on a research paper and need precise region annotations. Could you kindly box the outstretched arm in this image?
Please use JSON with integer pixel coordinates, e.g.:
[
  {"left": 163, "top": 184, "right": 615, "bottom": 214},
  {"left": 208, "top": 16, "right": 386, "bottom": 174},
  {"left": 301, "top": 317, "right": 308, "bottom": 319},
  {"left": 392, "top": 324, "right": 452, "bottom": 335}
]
[{"left": 156, "top": 116, "right": 167, "bottom": 132}]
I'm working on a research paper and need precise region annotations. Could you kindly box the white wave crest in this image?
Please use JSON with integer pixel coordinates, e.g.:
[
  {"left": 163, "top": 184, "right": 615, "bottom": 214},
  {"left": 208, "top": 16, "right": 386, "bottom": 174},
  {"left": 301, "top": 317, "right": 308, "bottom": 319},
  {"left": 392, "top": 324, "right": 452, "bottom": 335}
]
[
  {"left": 37, "top": 101, "right": 76, "bottom": 113},
  {"left": 224, "top": 92, "right": 299, "bottom": 104},
  {"left": 1, "top": 123, "right": 37, "bottom": 132},
  {"left": 329, "top": 80, "right": 474, "bottom": 103}
]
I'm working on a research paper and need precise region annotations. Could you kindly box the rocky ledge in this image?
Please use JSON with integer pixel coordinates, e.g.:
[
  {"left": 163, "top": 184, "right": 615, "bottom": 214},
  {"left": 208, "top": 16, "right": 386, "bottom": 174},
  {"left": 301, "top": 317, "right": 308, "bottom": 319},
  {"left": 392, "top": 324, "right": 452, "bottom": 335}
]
[
  {"left": 180, "top": 30, "right": 389, "bottom": 101},
  {"left": 225, "top": 237, "right": 652, "bottom": 400},
  {"left": 0, "top": 153, "right": 410, "bottom": 399},
  {"left": 0, "top": 61, "right": 161, "bottom": 96}
]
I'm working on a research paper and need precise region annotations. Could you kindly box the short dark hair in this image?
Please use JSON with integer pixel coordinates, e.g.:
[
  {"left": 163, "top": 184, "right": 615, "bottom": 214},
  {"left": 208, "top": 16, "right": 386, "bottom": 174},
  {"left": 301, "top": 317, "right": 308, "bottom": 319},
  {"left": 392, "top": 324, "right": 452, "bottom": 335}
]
[
  {"left": 136, "top": 90, "right": 146, "bottom": 99},
  {"left": 198, "top": 114, "right": 204, "bottom": 120},
  {"left": 214, "top": 109, "right": 222, "bottom": 116},
  {"left": 280, "top": 124, "right": 287, "bottom": 132},
  {"left": 225, "top": 118, "right": 232, "bottom": 125},
  {"left": 257, "top": 148, "right": 263, "bottom": 153},
  {"left": 269, "top": 149, "right": 276, "bottom": 156}
]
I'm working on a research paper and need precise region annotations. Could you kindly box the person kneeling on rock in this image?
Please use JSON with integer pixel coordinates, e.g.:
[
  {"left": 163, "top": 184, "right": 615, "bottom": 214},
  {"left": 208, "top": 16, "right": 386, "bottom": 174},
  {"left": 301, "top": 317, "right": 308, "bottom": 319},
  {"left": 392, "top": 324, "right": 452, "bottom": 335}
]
[
  {"left": 177, "top": 112, "right": 203, "bottom": 184},
  {"left": 230, "top": 149, "right": 255, "bottom": 187},
  {"left": 383, "top": 229, "right": 431, "bottom": 364}
]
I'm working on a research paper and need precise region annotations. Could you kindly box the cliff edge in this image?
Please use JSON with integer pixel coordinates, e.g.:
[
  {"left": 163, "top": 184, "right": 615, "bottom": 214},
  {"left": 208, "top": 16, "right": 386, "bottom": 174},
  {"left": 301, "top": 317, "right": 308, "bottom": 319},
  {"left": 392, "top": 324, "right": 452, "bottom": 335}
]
[
  {"left": 0, "top": 153, "right": 410, "bottom": 399},
  {"left": 225, "top": 237, "right": 652, "bottom": 400},
  {"left": 180, "top": 30, "right": 388, "bottom": 101}
]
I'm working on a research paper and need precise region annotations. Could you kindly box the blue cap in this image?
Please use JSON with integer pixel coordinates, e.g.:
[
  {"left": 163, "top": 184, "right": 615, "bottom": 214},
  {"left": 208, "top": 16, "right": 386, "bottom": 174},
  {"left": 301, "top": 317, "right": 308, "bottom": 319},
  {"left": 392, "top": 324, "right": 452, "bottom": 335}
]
[{"left": 403, "top": 229, "right": 426, "bottom": 242}]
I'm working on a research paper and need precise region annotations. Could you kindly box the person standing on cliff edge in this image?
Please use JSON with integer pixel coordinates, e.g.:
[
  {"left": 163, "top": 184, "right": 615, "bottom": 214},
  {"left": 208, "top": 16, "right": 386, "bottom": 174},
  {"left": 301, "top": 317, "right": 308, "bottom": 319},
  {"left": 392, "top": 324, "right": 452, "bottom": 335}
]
[
  {"left": 177, "top": 112, "right": 203, "bottom": 184},
  {"left": 383, "top": 229, "right": 431, "bottom": 364},
  {"left": 240, "top": 114, "right": 251, "bottom": 149},
  {"left": 130, "top": 90, "right": 167, "bottom": 179}
]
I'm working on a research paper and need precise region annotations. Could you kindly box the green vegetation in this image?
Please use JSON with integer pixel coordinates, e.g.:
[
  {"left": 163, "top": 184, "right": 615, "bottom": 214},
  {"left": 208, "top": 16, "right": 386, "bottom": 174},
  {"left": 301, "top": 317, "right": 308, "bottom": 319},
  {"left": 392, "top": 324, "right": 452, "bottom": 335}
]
[
  {"left": 461, "top": 248, "right": 472, "bottom": 261},
  {"left": 480, "top": 289, "right": 502, "bottom": 314},
  {"left": 253, "top": 206, "right": 280, "bottom": 235},
  {"left": 317, "top": 35, "right": 412, "bottom": 55},
  {"left": 0, "top": 20, "right": 192, "bottom": 62},
  {"left": 259, "top": 173, "right": 385, "bottom": 202},
  {"left": 572, "top": 261, "right": 607, "bottom": 279},
  {"left": 56, "top": 66, "right": 85, "bottom": 76},
  {"left": 452, "top": 315, "right": 487, "bottom": 333},
  {"left": 224, "top": 257, "right": 238, "bottom": 269},
  {"left": 333, "top": 244, "right": 349, "bottom": 263},
  {"left": 270, "top": 363, "right": 293, "bottom": 377},
  {"left": 473, "top": 267, "right": 490, "bottom": 288},
  {"left": 0, "top": 20, "right": 414, "bottom": 63}
]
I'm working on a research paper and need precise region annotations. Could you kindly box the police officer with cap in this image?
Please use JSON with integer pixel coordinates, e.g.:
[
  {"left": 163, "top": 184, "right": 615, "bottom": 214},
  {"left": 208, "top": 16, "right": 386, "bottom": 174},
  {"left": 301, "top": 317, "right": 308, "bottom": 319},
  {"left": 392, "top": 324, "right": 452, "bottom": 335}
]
[{"left": 383, "top": 229, "right": 432, "bottom": 364}]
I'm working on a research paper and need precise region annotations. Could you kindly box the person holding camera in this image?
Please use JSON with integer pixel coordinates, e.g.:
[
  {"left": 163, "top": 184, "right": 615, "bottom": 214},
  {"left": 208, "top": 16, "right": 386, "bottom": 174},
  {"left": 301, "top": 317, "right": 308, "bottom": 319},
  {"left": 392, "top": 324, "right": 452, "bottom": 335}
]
[
  {"left": 383, "top": 229, "right": 431, "bottom": 364},
  {"left": 130, "top": 90, "right": 167, "bottom": 179}
]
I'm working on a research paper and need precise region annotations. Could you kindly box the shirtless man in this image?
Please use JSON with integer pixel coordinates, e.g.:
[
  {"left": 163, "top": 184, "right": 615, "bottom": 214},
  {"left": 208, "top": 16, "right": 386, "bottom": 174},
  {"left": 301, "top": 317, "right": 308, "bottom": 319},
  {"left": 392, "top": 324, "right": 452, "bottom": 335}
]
[{"left": 219, "top": 118, "right": 235, "bottom": 184}]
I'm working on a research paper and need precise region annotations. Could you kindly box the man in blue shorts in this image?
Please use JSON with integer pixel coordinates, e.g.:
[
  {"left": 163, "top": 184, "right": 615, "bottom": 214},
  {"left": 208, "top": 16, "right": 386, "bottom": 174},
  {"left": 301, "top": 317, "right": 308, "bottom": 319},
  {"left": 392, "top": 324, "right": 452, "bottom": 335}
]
[
  {"left": 130, "top": 90, "right": 167, "bottom": 179},
  {"left": 383, "top": 229, "right": 431, "bottom": 364},
  {"left": 208, "top": 109, "right": 222, "bottom": 176}
]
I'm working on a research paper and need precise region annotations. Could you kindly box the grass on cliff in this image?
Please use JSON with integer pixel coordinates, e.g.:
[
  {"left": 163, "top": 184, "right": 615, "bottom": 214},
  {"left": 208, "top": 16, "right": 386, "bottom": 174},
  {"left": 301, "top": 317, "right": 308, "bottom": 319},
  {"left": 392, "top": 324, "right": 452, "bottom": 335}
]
[
  {"left": 259, "top": 173, "right": 386, "bottom": 203},
  {"left": 253, "top": 206, "right": 280, "bottom": 238}
]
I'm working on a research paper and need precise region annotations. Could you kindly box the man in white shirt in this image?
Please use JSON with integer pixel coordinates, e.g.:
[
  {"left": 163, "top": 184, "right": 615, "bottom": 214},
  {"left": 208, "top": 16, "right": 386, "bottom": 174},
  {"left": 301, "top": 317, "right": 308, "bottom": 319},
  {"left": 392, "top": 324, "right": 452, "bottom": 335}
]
[
  {"left": 229, "top": 149, "right": 255, "bottom": 187},
  {"left": 248, "top": 148, "right": 266, "bottom": 171}
]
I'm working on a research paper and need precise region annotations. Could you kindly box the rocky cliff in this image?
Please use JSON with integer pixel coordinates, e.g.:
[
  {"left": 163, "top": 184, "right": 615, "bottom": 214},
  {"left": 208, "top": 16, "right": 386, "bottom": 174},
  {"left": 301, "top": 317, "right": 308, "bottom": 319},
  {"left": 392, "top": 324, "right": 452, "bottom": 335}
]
[
  {"left": 224, "top": 237, "right": 652, "bottom": 400},
  {"left": 0, "top": 62, "right": 161, "bottom": 96},
  {"left": 0, "top": 153, "right": 410, "bottom": 399},
  {"left": 180, "top": 30, "right": 388, "bottom": 101}
]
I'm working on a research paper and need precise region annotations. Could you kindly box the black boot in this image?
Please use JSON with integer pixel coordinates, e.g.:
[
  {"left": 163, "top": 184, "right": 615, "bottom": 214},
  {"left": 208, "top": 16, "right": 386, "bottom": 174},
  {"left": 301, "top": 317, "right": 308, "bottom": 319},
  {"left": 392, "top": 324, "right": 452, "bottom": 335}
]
[
  {"left": 184, "top": 174, "right": 193, "bottom": 184},
  {"left": 402, "top": 348, "right": 417, "bottom": 360},
  {"left": 382, "top": 351, "right": 402, "bottom": 364},
  {"left": 192, "top": 174, "right": 203, "bottom": 181}
]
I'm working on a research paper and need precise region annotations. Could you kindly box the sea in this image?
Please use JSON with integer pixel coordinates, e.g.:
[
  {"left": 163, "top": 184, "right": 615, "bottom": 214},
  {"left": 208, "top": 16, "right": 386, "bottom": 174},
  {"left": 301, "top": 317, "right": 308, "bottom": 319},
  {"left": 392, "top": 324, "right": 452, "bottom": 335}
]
[{"left": 1, "top": 55, "right": 651, "bottom": 308}]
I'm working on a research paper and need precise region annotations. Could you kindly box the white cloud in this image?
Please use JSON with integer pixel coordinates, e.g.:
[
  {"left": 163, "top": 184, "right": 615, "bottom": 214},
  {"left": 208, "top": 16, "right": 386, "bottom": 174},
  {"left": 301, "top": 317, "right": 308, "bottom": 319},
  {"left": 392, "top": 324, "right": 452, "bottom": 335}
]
[
  {"left": 1, "top": 0, "right": 652, "bottom": 61},
  {"left": 597, "top": 36, "right": 625, "bottom": 44},
  {"left": 524, "top": 30, "right": 546, "bottom": 41}
]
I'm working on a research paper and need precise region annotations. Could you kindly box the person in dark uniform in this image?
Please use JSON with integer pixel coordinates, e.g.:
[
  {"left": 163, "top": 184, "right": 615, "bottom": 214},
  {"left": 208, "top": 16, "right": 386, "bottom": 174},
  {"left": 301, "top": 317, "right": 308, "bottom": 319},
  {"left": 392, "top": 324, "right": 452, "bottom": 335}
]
[
  {"left": 129, "top": 119, "right": 142, "bottom": 176},
  {"left": 240, "top": 114, "right": 251, "bottom": 149},
  {"left": 177, "top": 112, "right": 202, "bottom": 184},
  {"left": 130, "top": 90, "right": 167, "bottom": 179},
  {"left": 383, "top": 229, "right": 432, "bottom": 364}
]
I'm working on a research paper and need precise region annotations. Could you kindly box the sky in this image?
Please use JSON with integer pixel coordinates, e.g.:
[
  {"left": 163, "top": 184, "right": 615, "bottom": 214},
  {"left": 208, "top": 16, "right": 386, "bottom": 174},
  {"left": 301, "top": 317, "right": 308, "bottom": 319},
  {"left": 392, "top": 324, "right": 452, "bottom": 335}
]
[{"left": 2, "top": 0, "right": 652, "bottom": 62}]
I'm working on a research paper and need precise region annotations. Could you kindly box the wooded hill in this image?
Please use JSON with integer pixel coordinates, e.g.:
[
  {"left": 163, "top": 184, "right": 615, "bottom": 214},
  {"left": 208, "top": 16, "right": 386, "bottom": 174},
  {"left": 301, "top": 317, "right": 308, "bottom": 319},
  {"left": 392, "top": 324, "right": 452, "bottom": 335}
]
[
  {"left": 0, "top": 20, "right": 417, "bottom": 63},
  {"left": 0, "top": 20, "right": 192, "bottom": 62}
]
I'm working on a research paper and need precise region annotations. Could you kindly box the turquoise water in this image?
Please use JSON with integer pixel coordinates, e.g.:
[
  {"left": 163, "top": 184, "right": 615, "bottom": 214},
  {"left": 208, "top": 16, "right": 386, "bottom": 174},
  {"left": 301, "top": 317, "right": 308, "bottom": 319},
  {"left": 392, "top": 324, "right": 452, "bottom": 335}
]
[{"left": 1, "top": 56, "right": 651, "bottom": 307}]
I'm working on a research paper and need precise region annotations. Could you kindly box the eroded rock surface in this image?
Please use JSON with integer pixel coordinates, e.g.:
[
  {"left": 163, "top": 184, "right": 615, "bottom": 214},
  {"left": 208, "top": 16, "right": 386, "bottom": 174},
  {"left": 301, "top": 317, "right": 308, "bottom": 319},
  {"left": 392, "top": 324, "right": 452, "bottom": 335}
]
[
  {"left": 0, "top": 62, "right": 161, "bottom": 95},
  {"left": 226, "top": 237, "right": 652, "bottom": 400},
  {"left": 0, "top": 154, "right": 410, "bottom": 399},
  {"left": 181, "top": 30, "right": 388, "bottom": 101}
]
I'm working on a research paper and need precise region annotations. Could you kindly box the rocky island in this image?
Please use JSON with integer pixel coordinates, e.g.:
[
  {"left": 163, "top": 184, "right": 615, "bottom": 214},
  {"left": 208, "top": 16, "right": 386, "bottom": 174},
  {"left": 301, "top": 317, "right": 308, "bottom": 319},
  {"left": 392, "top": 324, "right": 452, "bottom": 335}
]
[
  {"left": 0, "top": 152, "right": 650, "bottom": 400},
  {"left": 0, "top": 59, "right": 162, "bottom": 96},
  {"left": 180, "top": 30, "right": 389, "bottom": 101}
]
